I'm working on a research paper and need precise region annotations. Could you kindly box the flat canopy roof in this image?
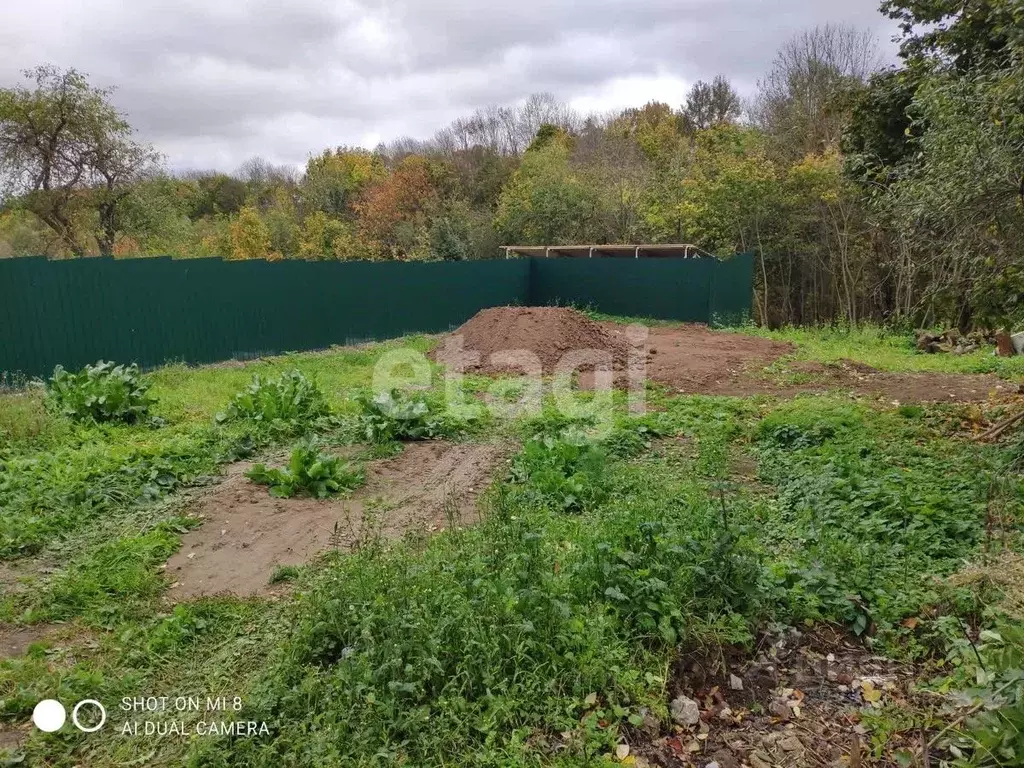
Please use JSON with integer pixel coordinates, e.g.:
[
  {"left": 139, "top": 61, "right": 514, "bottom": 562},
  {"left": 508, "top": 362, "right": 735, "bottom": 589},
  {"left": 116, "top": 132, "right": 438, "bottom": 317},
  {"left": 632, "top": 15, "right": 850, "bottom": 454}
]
[{"left": 502, "top": 244, "right": 714, "bottom": 259}]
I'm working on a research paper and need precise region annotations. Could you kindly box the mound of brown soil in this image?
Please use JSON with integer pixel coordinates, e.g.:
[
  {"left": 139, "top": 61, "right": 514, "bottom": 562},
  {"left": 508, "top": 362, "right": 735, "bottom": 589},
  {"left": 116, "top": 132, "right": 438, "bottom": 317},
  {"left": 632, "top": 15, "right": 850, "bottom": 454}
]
[{"left": 432, "top": 306, "right": 634, "bottom": 376}]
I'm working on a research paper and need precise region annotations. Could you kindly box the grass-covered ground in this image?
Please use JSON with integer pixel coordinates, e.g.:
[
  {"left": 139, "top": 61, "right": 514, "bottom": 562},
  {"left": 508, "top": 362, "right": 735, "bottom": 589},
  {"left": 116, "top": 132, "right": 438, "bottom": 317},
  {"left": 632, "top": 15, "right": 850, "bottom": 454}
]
[{"left": 1, "top": 324, "right": 1022, "bottom": 766}]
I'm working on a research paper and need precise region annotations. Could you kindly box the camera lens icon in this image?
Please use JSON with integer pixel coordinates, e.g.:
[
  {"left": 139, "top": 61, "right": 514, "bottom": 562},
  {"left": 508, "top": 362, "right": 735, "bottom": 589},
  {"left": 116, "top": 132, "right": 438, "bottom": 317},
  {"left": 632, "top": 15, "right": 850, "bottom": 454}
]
[
  {"left": 31, "top": 699, "right": 106, "bottom": 733},
  {"left": 72, "top": 700, "right": 107, "bottom": 732}
]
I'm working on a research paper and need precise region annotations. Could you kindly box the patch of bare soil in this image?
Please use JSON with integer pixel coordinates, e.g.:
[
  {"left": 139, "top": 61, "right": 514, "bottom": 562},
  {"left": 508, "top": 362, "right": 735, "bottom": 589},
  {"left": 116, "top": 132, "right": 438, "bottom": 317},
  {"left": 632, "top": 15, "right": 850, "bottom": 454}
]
[
  {"left": 164, "top": 441, "right": 508, "bottom": 600},
  {"left": 0, "top": 624, "right": 50, "bottom": 660},
  {"left": 432, "top": 306, "right": 633, "bottom": 376},
  {"left": 0, "top": 723, "right": 27, "bottom": 754},
  {"left": 628, "top": 325, "right": 795, "bottom": 393},
  {"left": 711, "top": 358, "right": 1016, "bottom": 403},
  {"left": 431, "top": 309, "right": 1014, "bottom": 403},
  {"left": 433, "top": 308, "right": 792, "bottom": 389},
  {"left": 627, "top": 627, "right": 946, "bottom": 768}
]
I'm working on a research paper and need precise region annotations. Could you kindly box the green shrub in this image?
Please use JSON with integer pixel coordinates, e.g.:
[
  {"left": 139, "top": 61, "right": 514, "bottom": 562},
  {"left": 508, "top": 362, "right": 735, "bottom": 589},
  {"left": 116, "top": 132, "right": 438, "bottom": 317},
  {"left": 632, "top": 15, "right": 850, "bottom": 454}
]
[
  {"left": 217, "top": 370, "right": 331, "bottom": 435},
  {"left": 46, "top": 361, "right": 154, "bottom": 423},
  {"left": 956, "top": 623, "right": 1024, "bottom": 766},
  {"left": 355, "top": 389, "right": 454, "bottom": 443},
  {"left": 588, "top": 518, "right": 762, "bottom": 645},
  {"left": 509, "top": 431, "right": 608, "bottom": 512},
  {"left": 246, "top": 443, "right": 363, "bottom": 499}
]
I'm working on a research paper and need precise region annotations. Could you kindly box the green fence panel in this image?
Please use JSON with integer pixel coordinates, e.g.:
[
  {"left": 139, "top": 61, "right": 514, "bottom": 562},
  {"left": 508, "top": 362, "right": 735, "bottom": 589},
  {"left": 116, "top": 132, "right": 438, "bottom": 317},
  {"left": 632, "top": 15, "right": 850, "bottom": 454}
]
[
  {"left": 0, "top": 258, "right": 532, "bottom": 377},
  {"left": 707, "top": 251, "right": 755, "bottom": 327},
  {"left": 527, "top": 255, "right": 752, "bottom": 323},
  {"left": 0, "top": 254, "right": 751, "bottom": 378}
]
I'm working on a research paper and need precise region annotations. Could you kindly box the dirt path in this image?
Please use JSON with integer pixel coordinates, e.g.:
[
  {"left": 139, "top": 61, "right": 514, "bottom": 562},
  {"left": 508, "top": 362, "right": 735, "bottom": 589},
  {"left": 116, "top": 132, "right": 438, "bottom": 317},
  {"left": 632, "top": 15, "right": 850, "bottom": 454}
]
[
  {"left": 164, "top": 441, "right": 508, "bottom": 600},
  {"left": 624, "top": 324, "right": 792, "bottom": 392}
]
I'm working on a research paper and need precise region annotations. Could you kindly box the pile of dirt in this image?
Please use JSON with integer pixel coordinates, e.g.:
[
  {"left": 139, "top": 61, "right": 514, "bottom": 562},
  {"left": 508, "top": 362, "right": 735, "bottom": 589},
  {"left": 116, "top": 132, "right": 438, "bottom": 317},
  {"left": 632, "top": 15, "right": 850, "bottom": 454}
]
[
  {"left": 432, "top": 307, "right": 634, "bottom": 376},
  {"left": 164, "top": 441, "right": 508, "bottom": 600},
  {"left": 430, "top": 309, "right": 1016, "bottom": 402}
]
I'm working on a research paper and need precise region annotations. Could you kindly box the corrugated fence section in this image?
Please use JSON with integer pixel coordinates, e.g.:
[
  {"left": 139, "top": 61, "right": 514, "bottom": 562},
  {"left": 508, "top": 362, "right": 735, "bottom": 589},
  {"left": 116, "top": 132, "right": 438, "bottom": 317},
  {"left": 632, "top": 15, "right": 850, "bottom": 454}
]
[
  {"left": 529, "top": 252, "right": 753, "bottom": 325},
  {"left": 0, "top": 253, "right": 753, "bottom": 377}
]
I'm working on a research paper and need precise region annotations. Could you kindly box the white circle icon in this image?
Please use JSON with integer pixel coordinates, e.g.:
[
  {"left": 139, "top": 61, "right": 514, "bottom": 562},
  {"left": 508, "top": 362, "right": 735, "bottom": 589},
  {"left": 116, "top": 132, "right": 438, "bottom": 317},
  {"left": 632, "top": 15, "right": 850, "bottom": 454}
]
[
  {"left": 32, "top": 699, "right": 66, "bottom": 732},
  {"left": 72, "top": 699, "right": 107, "bottom": 733}
]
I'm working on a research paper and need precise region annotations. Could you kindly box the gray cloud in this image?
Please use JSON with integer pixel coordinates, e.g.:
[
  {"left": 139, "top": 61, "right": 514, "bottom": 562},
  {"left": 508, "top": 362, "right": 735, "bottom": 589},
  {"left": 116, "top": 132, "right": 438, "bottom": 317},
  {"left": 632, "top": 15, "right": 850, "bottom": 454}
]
[{"left": 0, "top": 0, "right": 899, "bottom": 171}]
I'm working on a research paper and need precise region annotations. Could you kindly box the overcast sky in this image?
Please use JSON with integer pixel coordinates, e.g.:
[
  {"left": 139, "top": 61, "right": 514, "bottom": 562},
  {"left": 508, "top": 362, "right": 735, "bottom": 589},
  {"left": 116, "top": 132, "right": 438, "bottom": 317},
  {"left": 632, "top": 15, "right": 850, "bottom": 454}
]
[{"left": 0, "top": 0, "right": 899, "bottom": 173}]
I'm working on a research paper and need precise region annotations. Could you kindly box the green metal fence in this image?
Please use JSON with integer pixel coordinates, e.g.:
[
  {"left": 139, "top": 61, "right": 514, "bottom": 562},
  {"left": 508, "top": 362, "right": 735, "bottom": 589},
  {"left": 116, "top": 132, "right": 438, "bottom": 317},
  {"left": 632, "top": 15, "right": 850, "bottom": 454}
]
[
  {"left": 0, "top": 254, "right": 752, "bottom": 377},
  {"left": 529, "top": 252, "right": 754, "bottom": 325}
]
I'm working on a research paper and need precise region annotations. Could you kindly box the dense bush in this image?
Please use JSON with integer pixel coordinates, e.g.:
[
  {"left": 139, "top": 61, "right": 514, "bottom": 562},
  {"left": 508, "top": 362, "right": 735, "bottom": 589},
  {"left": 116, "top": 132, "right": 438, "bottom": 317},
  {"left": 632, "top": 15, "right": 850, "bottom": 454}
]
[
  {"left": 217, "top": 370, "right": 331, "bottom": 435},
  {"left": 46, "top": 361, "right": 154, "bottom": 423},
  {"left": 355, "top": 389, "right": 455, "bottom": 443},
  {"left": 246, "top": 443, "right": 363, "bottom": 499}
]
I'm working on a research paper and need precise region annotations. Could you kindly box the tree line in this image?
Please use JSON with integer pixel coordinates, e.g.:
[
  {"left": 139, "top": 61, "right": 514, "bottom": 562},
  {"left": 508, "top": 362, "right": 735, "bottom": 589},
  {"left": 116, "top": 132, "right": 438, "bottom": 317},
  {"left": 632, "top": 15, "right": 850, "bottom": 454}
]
[{"left": 1, "top": 0, "right": 1021, "bottom": 330}]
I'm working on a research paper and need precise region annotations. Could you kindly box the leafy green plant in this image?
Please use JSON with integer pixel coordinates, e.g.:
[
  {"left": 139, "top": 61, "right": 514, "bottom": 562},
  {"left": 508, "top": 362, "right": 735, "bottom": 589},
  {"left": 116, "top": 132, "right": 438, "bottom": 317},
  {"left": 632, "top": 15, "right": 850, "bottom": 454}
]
[
  {"left": 753, "top": 401, "right": 999, "bottom": 642},
  {"left": 509, "top": 431, "right": 609, "bottom": 512},
  {"left": 46, "top": 361, "right": 155, "bottom": 423},
  {"left": 518, "top": 408, "right": 597, "bottom": 441},
  {"left": 217, "top": 370, "right": 331, "bottom": 435},
  {"left": 948, "top": 623, "right": 1024, "bottom": 766},
  {"left": 356, "top": 389, "right": 455, "bottom": 442},
  {"left": 246, "top": 443, "right": 363, "bottom": 499},
  {"left": 591, "top": 516, "right": 761, "bottom": 646},
  {"left": 602, "top": 420, "right": 665, "bottom": 458},
  {"left": 756, "top": 399, "right": 864, "bottom": 449}
]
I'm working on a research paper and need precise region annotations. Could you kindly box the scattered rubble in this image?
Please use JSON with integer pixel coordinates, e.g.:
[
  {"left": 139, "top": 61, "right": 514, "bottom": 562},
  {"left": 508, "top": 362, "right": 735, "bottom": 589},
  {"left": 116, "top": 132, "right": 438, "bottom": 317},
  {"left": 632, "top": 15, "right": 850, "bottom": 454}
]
[
  {"left": 622, "top": 627, "right": 956, "bottom": 767},
  {"left": 915, "top": 328, "right": 1018, "bottom": 356}
]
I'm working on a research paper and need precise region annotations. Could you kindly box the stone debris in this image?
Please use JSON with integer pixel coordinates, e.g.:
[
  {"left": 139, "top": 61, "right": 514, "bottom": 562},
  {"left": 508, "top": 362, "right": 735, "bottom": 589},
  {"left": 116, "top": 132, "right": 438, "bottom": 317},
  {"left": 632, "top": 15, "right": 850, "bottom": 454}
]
[
  {"left": 626, "top": 626, "right": 944, "bottom": 768},
  {"left": 916, "top": 328, "right": 1010, "bottom": 355},
  {"left": 670, "top": 694, "right": 701, "bottom": 727}
]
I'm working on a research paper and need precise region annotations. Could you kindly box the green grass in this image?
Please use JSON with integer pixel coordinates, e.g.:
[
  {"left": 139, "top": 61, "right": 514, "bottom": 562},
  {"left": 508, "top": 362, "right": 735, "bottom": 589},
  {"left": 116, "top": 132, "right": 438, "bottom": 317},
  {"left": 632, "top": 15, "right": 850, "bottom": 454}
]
[
  {"left": 268, "top": 565, "right": 301, "bottom": 585},
  {"left": 146, "top": 335, "right": 435, "bottom": 424},
  {"left": 739, "top": 323, "right": 1024, "bottom": 378},
  {"left": 0, "top": 324, "right": 1021, "bottom": 766},
  {"left": 582, "top": 308, "right": 681, "bottom": 327},
  {"left": 0, "top": 387, "right": 50, "bottom": 444}
]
